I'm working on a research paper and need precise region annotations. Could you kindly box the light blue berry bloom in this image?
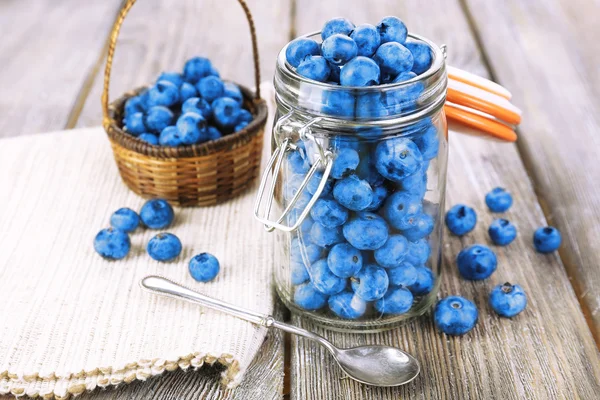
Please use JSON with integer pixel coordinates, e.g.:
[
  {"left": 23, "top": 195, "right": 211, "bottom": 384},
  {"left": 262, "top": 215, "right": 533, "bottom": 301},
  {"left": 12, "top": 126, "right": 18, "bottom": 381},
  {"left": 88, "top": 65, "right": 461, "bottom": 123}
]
[
  {"left": 350, "top": 24, "right": 381, "bottom": 57},
  {"left": 147, "top": 233, "right": 182, "bottom": 262},
  {"left": 489, "top": 282, "right": 527, "bottom": 318},
  {"left": 291, "top": 237, "right": 323, "bottom": 265},
  {"left": 351, "top": 264, "right": 389, "bottom": 301},
  {"left": 321, "top": 17, "right": 355, "bottom": 40},
  {"left": 94, "top": 228, "right": 131, "bottom": 260},
  {"left": 434, "top": 296, "right": 478, "bottom": 336},
  {"left": 328, "top": 291, "right": 367, "bottom": 319},
  {"left": 157, "top": 72, "right": 184, "bottom": 87},
  {"left": 375, "top": 286, "right": 414, "bottom": 315},
  {"left": 457, "top": 244, "right": 497, "bottom": 280},
  {"left": 110, "top": 208, "right": 140, "bottom": 233},
  {"left": 413, "top": 124, "right": 439, "bottom": 160},
  {"left": 310, "top": 222, "right": 344, "bottom": 248},
  {"left": 383, "top": 191, "right": 422, "bottom": 230},
  {"left": 212, "top": 97, "right": 242, "bottom": 129},
  {"left": 183, "top": 57, "right": 213, "bottom": 83},
  {"left": 182, "top": 97, "right": 212, "bottom": 119},
  {"left": 333, "top": 175, "right": 373, "bottom": 211},
  {"left": 327, "top": 243, "right": 363, "bottom": 278},
  {"left": 124, "top": 96, "right": 146, "bottom": 116},
  {"left": 485, "top": 187, "right": 513, "bottom": 213},
  {"left": 306, "top": 170, "right": 334, "bottom": 196},
  {"left": 405, "top": 41, "right": 432, "bottom": 75},
  {"left": 401, "top": 166, "right": 427, "bottom": 197},
  {"left": 309, "top": 258, "right": 346, "bottom": 295},
  {"left": 533, "top": 226, "right": 562, "bottom": 253},
  {"left": 147, "top": 80, "right": 179, "bottom": 108},
  {"left": 310, "top": 198, "right": 349, "bottom": 228},
  {"left": 377, "top": 16, "right": 408, "bottom": 44},
  {"left": 189, "top": 253, "right": 220, "bottom": 282},
  {"left": 375, "top": 137, "right": 423, "bottom": 182},
  {"left": 291, "top": 261, "right": 310, "bottom": 285},
  {"left": 488, "top": 218, "right": 517, "bottom": 246},
  {"left": 159, "top": 126, "right": 183, "bottom": 147},
  {"left": 294, "top": 282, "right": 328, "bottom": 310},
  {"left": 179, "top": 82, "right": 198, "bottom": 103},
  {"left": 139, "top": 198, "right": 174, "bottom": 229},
  {"left": 445, "top": 204, "right": 477, "bottom": 236},
  {"left": 373, "top": 42, "right": 414, "bottom": 81},
  {"left": 387, "top": 262, "right": 418, "bottom": 287},
  {"left": 286, "top": 38, "right": 321, "bottom": 68},
  {"left": 145, "top": 106, "right": 174, "bottom": 133},
  {"left": 322, "top": 90, "right": 355, "bottom": 118},
  {"left": 223, "top": 82, "right": 244, "bottom": 105},
  {"left": 297, "top": 56, "right": 331, "bottom": 82},
  {"left": 374, "top": 234, "right": 409, "bottom": 268},
  {"left": 408, "top": 266, "right": 434, "bottom": 295},
  {"left": 176, "top": 112, "right": 207, "bottom": 145},
  {"left": 402, "top": 213, "right": 434, "bottom": 241},
  {"left": 331, "top": 148, "right": 360, "bottom": 179},
  {"left": 365, "top": 185, "right": 388, "bottom": 212},
  {"left": 340, "top": 56, "right": 380, "bottom": 87},
  {"left": 405, "top": 239, "right": 431, "bottom": 266},
  {"left": 197, "top": 76, "right": 225, "bottom": 103},
  {"left": 138, "top": 133, "right": 159, "bottom": 145},
  {"left": 343, "top": 212, "right": 389, "bottom": 250},
  {"left": 322, "top": 34, "right": 358, "bottom": 66},
  {"left": 124, "top": 112, "right": 146, "bottom": 136},
  {"left": 206, "top": 126, "right": 222, "bottom": 141}
]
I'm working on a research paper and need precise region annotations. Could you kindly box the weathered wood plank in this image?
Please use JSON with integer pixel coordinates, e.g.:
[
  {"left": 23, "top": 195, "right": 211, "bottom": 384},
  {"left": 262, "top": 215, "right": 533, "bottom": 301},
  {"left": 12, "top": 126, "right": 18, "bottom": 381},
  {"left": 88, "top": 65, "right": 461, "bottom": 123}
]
[
  {"left": 291, "top": 1, "right": 600, "bottom": 399},
  {"left": 0, "top": 0, "right": 123, "bottom": 137},
  {"left": 74, "top": 0, "right": 292, "bottom": 128},
  {"left": 463, "top": 0, "right": 600, "bottom": 344}
]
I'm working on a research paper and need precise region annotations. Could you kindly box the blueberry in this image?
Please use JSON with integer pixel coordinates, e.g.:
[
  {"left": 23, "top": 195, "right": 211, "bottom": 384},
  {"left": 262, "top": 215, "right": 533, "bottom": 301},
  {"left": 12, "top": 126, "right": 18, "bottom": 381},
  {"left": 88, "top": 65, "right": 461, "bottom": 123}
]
[
  {"left": 342, "top": 212, "right": 389, "bottom": 250},
  {"left": 387, "top": 262, "right": 418, "bottom": 287},
  {"left": 287, "top": 149, "right": 310, "bottom": 175},
  {"left": 284, "top": 174, "right": 308, "bottom": 203},
  {"left": 291, "top": 261, "right": 310, "bottom": 285},
  {"left": 209, "top": 65, "right": 220, "bottom": 77},
  {"left": 310, "top": 222, "right": 344, "bottom": 248},
  {"left": 147, "top": 233, "right": 182, "bottom": 262},
  {"left": 212, "top": 97, "right": 242, "bottom": 129},
  {"left": 177, "top": 82, "right": 197, "bottom": 104},
  {"left": 327, "top": 62, "right": 341, "bottom": 83},
  {"left": 207, "top": 126, "right": 222, "bottom": 141},
  {"left": 124, "top": 112, "right": 147, "bottom": 136},
  {"left": 125, "top": 96, "right": 147, "bottom": 116},
  {"left": 147, "top": 80, "right": 179, "bottom": 107},
  {"left": 405, "top": 239, "right": 431, "bottom": 266},
  {"left": 197, "top": 76, "right": 225, "bottom": 103},
  {"left": 145, "top": 106, "right": 174, "bottom": 133},
  {"left": 488, "top": 218, "right": 517, "bottom": 246},
  {"left": 94, "top": 228, "right": 131, "bottom": 260},
  {"left": 176, "top": 112, "right": 208, "bottom": 145},
  {"left": 355, "top": 93, "right": 388, "bottom": 118},
  {"left": 223, "top": 82, "right": 244, "bottom": 105},
  {"left": 331, "top": 135, "right": 361, "bottom": 151},
  {"left": 331, "top": 148, "right": 360, "bottom": 179},
  {"left": 138, "top": 133, "right": 159, "bottom": 145},
  {"left": 157, "top": 72, "right": 184, "bottom": 87},
  {"left": 413, "top": 124, "right": 439, "bottom": 160},
  {"left": 356, "top": 152, "right": 385, "bottom": 186},
  {"left": 294, "top": 282, "right": 328, "bottom": 310},
  {"left": 485, "top": 187, "right": 513, "bottom": 213},
  {"left": 407, "top": 266, "right": 434, "bottom": 295},
  {"left": 391, "top": 71, "right": 424, "bottom": 108},
  {"left": 365, "top": 185, "right": 388, "bottom": 212},
  {"left": 309, "top": 258, "right": 346, "bottom": 295},
  {"left": 297, "top": 56, "right": 331, "bottom": 82},
  {"left": 310, "top": 198, "right": 348, "bottom": 228},
  {"left": 375, "top": 286, "right": 413, "bottom": 315},
  {"left": 140, "top": 198, "right": 174, "bottom": 229},
  {"left": 374, "top": 137, "right": 423, "bottom": 182},
  {"left": 286, "top": 38, "right": 321, "bottom": 68},
  {"left": 434, "top": 296, "right": 478, "bottom": 336},
  {"left": 401, "top": 213, "right": 434, "bottom": 241},
  {"left": 533, "top": 226, "right": 562, "bottom": 253},
  {"left": 377, "top": 16, "right": 408, "bottom": 44},
  {"left": 401, "top": 166, "right": 427, "bottom": 197},
  {"left": 322, "top": 34, "right": 358, "bottom": 66},
  {"left": 237, "top": 109, "right": 253, "bottom": 124},
  {"left": 291, "top": 237, "right": 323, "bottom": 265},
  {"left": 333, "top": 175, "right": 374, "bottom": 211},
  {"left": 405, "top": 41, "right": 432, "bottom": 75},
  {"left": 383, "top": 192, "right": 422, "bottom": 230},
  {"left": 182, "top": 97, "right": 212, "bottom": 119},
  {"left": 374, "top": 234, "right": 409, "bottom": 268},
  {"left": 373, "top": 42, "right": 414, "bottom": 81},
  {"left": 351, "top": 264, "right": 389, "bottom": 301},
  {"left": 235, "top": 121, "right": 249, "bottom": 131},
  {"left": 489, "top": 282, "right": 527, "bottom": 317},
  {"left": 110, "top": 208, "right": 140, "bottom": 232},
  {"left": 183, "top": 57, "right": 213, "bottom": 83},
  {"left": 321, "top": 17, "right": 355, "bottom": 40},
  {"left": 159, "top": 126, "right": 183, "bottom": 147},
  {"left": 322, "top": 90, "right": 355, "bottom": 117},
  {"left": 189, "top": 253, "right": 220, "bottom": 282},
  {"left": 445, "top": 204, "right": 477, "bottom": 236},
  {"left": 456, "top": 244, "right": 497, "bottom": 280},
  {"left": 327, "top": 243, "right": 363, "bottom": 278},
  {"left": 328, "top": 291, "right": 367, "bottom": 319},
  {"left": 306, "top": 170, "right": 334, "bottom": 196},
  {"left": 340, "top": 56, "right": 380, "bottom": 87},
  {"left": 350, "top": 24, "right": 381, "bottom": 57}
]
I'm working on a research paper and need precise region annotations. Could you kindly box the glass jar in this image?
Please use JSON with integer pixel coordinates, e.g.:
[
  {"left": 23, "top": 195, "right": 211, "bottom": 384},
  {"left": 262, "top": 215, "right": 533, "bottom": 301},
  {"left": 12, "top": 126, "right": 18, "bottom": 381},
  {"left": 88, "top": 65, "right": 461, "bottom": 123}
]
[{"left": 255, "top": 33, "right": 448, "bottom": 332}]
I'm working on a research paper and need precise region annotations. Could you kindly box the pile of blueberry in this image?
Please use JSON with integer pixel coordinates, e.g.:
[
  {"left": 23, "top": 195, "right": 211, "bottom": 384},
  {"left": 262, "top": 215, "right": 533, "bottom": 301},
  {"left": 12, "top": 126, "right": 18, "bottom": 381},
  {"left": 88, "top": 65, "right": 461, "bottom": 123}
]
[
  {"left": 122, "top": 57, "right": 253, "bottom": 147},
  {"left": 94, "top": 199, "right": 220, "bottom": 282}
]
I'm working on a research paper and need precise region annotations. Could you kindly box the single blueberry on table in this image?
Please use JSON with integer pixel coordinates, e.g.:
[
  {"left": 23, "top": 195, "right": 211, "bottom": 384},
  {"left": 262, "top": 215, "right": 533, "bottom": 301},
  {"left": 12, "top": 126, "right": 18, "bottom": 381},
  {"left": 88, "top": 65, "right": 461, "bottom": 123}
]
[
  {"left": 321, "top": 17, "right": 355, "bottom": 40},
  {"left": 375, "top": 286, "right": 414, "bottom": 315},
  {"left": 333, "top": 175, "right": 374, "bottom": 211},
  {"left": 124, "top": 96, "right": 146, "bottom": 116},
  {"left": 179, "top": 82, "right": 198, "bottom": 104},
  {"left": 294, "top": 282, "right": 328, "bottom": 310},
  {"left": 408, "top": 266, "right": 434, "bottom": 295},
  {"left": 189, "top": 253, "right": 220, "bottom": 282},
  {"left": 310, "top": 198, "right": 349, "bottom": 228},
  {"left": 206, "top": 126, "right": 222, "bottom": 141},
  {"left": 327, "top": 243, "right": 363, "bottom": 278},
  {"left": 94, "top": 228, "right": 131, "bottom": 260},
  {"left": 489, "top": 282, "right": 527, "bottom": 317},
  {"left": 488, "top": 218, "right": 517, "bottom": 246},
  {"left": 159, "top": 126, "right": 183, "bottom": 147},
  {"left": 377, "top": 16, "right": 408, "bottom": 44},
  {"left": 138, "top": 133, "right": 159, "bottom": 145},
  {"left": 139, "top": 198, "right": 174, "bottom": 229},
  {"left": 405, "top": 41, "right": 432, "bottom": 75},
  {"left": 223, "top": 82, "right": 244, "bottom": 105},
  {"left": 291, "top": 261, "right": 310, "bottom": 285},
  {"left": 413, "top": 124, "right": 439, "bottom": 161},
  {"left": 342, "top": 212, "right": 389, "bottom": 250},
  {"left": 124, "top": 112, "right": 147, "bottom": 136},
  {"left": 310, "top": 222, "right": 345, "bottom": 248},
  {"left": 365, "top": 185, "right": 388, "bottom": 212},
  {"left": 485, "top": 187, "right": 513, "bottom": 213},
  {"left": 147, "top": 233, "right": 182, "bottom": 262},
  {"left": 387, "top": 262, "right": 418, "bottom": 287},
  {"left": 340, "top": 56, "right": 380, "bottom": 87},
  {"left": 322, "top": 90, "right": 355, "bottom": 118},
  {"left": 401, "top": 213, "right": 434, "bottom": 241},
  {"left": 297, "top": 56, "right": 331, "bottom": 82},
  {"left": 445, "top": 204, "right": 477, "bottom": 236},
  {"left": 374, "top": 137, "right": 423, "bottom": 182},
  {"left": 212, "top": 97, "right": 242, "bottom": 129},
  {"left": 434, "top": 296, "right": 478, "bottom": 336},
  {"left": 157, "top": 72, "right": 184, "bottom": 87},
  {"left": 457, "top": 244, "right": 497, "bottom": 280},
  {"left": 110, "top": 208, "right": 140, "bottom": 233},
  {"left": 176, "top": 112, "right": 208, "bottom": 145},
  {"left": 351, "top": 264, "right": 389, "bottom": 301},
  {"left": 331, "top": 148, "right": 360, "bottom": 179},
  {"left": 309, "top": 258, "right": 346, "bottom": 295},
  {"left": 405, "top": 239, "right": 431, "bottom": 266},
  {"left": 197, "top": 76, "right": 225, "bottom": 103},
  {"left": 322, "top": 34, "right": 358, "bottom": 66},
  {"left": 145, "top": 106, "right": 174, "bottom": 133},
  {"left": 373, "top": 42, "right": 414, "bottom": 81},
  {"left": 147, "top": 80, "right": 180, "bottom": 108},
  {"left": 350, "top": 24, "right": 381, "bottom": 57},
  {"left": 183, "top": 57, "right": 213, "bottom": 83},
  {"left": 291, "top": 237, "right": 323, "bottom": 265},
  {"left": 383, "top": 191, "right": 422, "bottom": 230},
  {"left": 182, "top": 97, "right": 212, "bottom": 119},
  {"left": 533, "top": 226, "right": 562, "bottom": 253},
  {"left": 328, "top": 291, "right": 367, "bottom": 319},
  {"left": 374, "top": 234, "right": 409, "bottom": 269},
  {"left": 286, "top": 38, "right": 321, "bottom": 68}
]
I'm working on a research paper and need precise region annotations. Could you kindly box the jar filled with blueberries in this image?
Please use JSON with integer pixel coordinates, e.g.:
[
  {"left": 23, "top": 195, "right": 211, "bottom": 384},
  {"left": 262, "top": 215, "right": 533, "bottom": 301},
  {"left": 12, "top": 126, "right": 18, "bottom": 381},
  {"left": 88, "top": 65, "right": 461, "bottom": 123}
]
[{"left": 255, "top": 17, "right": 448, "bottom": 332}]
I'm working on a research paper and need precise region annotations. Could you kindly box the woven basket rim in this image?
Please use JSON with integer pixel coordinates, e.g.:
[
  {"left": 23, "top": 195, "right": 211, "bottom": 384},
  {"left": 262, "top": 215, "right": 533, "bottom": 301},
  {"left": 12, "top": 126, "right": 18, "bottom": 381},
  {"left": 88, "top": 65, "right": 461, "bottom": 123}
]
[{"left": 105, "top": 83, "right": 268, "bottom": 159}]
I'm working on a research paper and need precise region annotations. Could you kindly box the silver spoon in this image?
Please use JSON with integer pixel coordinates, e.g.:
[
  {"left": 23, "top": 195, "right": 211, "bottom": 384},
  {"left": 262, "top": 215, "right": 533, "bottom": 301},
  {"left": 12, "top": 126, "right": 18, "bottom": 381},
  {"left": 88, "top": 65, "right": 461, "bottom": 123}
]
[{"left": 140, "top": 275, "right": 420, "bottom": 387}]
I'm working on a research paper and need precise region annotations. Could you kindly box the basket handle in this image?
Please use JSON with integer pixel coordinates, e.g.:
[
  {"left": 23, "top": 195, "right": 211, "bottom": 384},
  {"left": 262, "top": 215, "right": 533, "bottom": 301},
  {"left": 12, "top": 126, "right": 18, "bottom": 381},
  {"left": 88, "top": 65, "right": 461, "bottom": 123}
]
[{"left": 101, "top": 0, "right": 262, "bottom": 129}]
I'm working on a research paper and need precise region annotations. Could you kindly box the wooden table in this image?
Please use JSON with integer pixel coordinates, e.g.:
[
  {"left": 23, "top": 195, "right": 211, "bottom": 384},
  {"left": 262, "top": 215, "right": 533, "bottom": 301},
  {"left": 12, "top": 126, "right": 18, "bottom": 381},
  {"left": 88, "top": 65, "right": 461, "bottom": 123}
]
[{"left": 2, "top": 0, "right": 599, "bottom": 398}]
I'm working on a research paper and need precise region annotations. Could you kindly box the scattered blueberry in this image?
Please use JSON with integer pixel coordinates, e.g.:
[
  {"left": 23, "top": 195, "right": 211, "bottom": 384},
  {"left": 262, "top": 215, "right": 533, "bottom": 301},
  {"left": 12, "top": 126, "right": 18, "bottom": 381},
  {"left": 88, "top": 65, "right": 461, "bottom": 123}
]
[
  {"left": 375, "top": 286, "right": 414, "bottom": 315},
  {"left": 350, "top": 24, "right": 381, "bottom": 57},
  {"left": 488, "top": 218, "right": 517, "bottom": 246},
  {"left": 322, "top": 34, "right": 358, "bottom": 66},
  {"left": 374, "top": 234, "right": 409, "bottom": 268},
  {"left": 333, "top": 175, "right": 374, "bottom": 211},
  {"left": 295, "top": 282, "right": 328, "bottom": 310},
  {"left": 309, "top": 258, "right": 346, "bottom": 295},
  {"left": 377, "top": 16, "right": 408, "bottom": 44},
  {"left": 405, "top": 41, "right": 432, "bottom": 75},
  {"left": 408, "top": 266, "right": 434, "bottom": 295},
  {"left": 189, "top": 253, "right": 220, "bottom": 282},
  {"left": 351, "top": 264, "right": 389, "bottom": 301},
  {"left": 147, "top": 233, "right": 182, "bottom": 262},
  {"left": 110, "top": 208, "right": 140, "bottom": 232},
  {"left": 434, "top": 296, "right": 478, "bottom": 336},
  {"left": 139, "top": 198, "right": 174, "bottom": 229},
  {"left": 342, "top": 212, "right": 389, "bottom": 250},
  {"left": 328, "top": 291, "right": 367, "bottom": 319},
  {"left": 374, "top": 137, "right": 423, "bottom": 182},
  {"left": 445, "top": 204, "right": 477, "bottom": 236},
  {"left": 331, "top": 148, "right": 360, "bottom": 179},
  {"left": 533, "top": 226, "right": 562, "bottom": 253},
  {"left": 145, "top": 106, "right": 174, "bottom": 133},
  {"left": 327, "top": 243, "right": 363, "bottom": 278},
  {"left": 286, "top": 38, "right": 321, "bottom": 68},
  {"left": 387, "top": 262, "right": 418, "bottom": 287},
  {"left": 489, "top": 282, "right": 527, "bottom": 318},
  {"left": 94, "top": 228, "right": 131, "bottom": 260},
  {"left": 297, "top": 56, "right": 331, "bottom": 82},
  {"left": 485, "top": 187, "right": 513, "bottom": 213},
  {"left": 321, "top": 17, "right": 355, "bottom": 40},
  {"left": 456, "top": 244, "right": 497, "bottom": 280},
  {"left": 340, "top": 56, "right": 380, "bottom": 86}
]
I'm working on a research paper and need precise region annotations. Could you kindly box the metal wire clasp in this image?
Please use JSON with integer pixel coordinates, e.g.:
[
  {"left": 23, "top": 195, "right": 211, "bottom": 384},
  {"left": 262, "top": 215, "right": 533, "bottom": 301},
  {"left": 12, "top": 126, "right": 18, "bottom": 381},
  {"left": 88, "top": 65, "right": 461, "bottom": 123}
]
[{"left": 254, "top": 115, "right": 333, "bottom": 232}]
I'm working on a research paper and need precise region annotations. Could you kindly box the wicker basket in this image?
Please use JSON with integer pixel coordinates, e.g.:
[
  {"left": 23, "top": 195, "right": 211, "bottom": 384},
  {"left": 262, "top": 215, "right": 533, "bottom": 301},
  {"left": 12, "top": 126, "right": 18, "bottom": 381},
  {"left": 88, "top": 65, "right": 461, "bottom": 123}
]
[{"left": 101, "top": 0, "right": 268, "bottom": 206}]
